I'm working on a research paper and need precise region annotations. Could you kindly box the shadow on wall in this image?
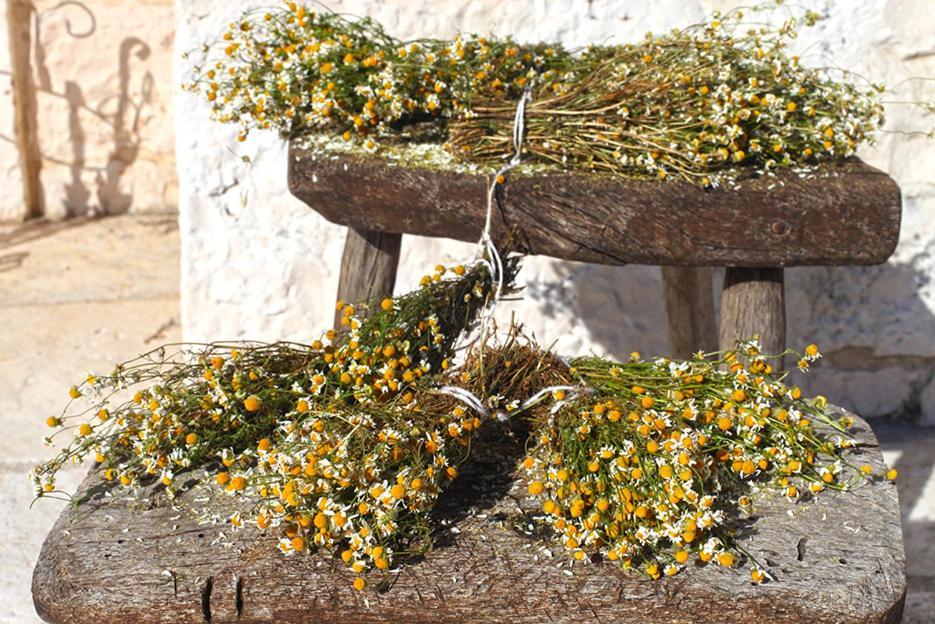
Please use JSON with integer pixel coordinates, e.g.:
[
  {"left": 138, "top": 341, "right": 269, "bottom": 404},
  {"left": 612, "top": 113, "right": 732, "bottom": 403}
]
[
  {"left": 2, "top": 1, "right": 154, "bottom": 217},
  {"left": 526, "top": 262, "right": 670, "bottom": 358},
  {"left": 788, "top": 262, "right": 935, "bottom": 422},
  {"left": 539, "top": 259, "right": 935, "bottom": 423}
]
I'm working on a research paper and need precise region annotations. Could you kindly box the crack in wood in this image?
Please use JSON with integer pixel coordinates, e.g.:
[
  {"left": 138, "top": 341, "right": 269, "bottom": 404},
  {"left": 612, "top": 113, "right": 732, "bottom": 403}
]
[
  {"left": 235, "top": 576, "right": 244, "bottom": 618},
  {"left": 201, "top": 576, "right": 213, "bottom": 623}
]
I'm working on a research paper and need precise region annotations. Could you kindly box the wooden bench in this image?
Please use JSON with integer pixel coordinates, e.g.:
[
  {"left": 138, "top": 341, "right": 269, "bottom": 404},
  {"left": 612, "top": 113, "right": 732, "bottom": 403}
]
[
  {"left": 286, "top": 149, "right": 900, "bottom": 358},
  {"left": 33, "top": 149, "right": 905, "bottom": 623},
  {"left": 33, "top": 407, "right": 905, "bottom": 623}
]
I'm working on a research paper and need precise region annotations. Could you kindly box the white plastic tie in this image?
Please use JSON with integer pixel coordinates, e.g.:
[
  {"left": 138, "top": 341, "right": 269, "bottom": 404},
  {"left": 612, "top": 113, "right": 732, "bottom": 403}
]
[
  {"left": 435, "top": 383, "right": 589, "bottom": 421},
  {"left": 436, "top": 386, "right": 489, "bottom": 417}
]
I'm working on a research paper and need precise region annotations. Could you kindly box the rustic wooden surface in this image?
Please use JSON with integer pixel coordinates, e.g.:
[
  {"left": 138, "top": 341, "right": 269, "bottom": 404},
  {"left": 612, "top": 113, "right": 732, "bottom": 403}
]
[
  {"left": 719, "top": 267, "right": 787, "bottom": 357},
  {"left": 34, "top": 406, "right": 905, "bottom": 624},
  {"left": 333, "top": 227, "right": 401, "bottom": 328},
  {"left": 662, "top": 266, "right": 718, "bottom": 358},
  {"left": 288, "top": 147, "right": 901, "bottom": 267}
]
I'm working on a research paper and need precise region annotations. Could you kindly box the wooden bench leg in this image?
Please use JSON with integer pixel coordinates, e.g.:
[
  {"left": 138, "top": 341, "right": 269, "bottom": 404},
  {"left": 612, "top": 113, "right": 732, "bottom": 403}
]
[
  {"left": 719, "top": 267, "right": 786, "bottom": 358},
  {"left": 333, "top": 227, "right": 402, "bottom": 329},
  {"left": 662, "top": 266, "right": 718, "bottom": 359}
]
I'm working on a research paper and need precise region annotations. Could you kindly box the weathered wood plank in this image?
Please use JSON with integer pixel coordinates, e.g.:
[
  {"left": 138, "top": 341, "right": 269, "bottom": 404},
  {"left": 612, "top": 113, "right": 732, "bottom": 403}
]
[
  {"left": 334, "top": 227, "right": 401, "bottom": 329},
  {"left": 288, "top": 147, "right": 901, "bottom": 267},
  {"left": 719, "top": 267, "right": 786, "bottom": 358},
  {"left": 661, "top": 266, "right": 718, "bottom": 358},
  {"left": 7, "top": 0, "right": 43, "bottom": 218},
  {"left": 33, "top": 406, "right": 905, "bottom": 624}
]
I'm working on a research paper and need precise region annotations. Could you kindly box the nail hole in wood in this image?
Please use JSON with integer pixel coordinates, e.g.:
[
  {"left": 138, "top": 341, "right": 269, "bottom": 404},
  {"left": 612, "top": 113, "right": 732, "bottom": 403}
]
[{"left": 796, "top": 537, "right": 807, "bottom": 562}]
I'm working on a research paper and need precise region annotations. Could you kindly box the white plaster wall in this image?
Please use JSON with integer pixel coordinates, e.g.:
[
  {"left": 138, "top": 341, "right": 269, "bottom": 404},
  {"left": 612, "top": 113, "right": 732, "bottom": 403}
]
[
  {"left": 175, "top": 0, "right": 935, "bottom": 422},
  {"left": 1, "top": 0, "right": 25, "bottom": 221},
  {"left": 1, "top": 0, "right": 177, "bottom": 221}
]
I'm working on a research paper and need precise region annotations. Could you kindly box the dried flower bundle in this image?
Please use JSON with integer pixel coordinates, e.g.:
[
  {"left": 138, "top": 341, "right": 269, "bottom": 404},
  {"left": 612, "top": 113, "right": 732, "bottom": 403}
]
[
  {"left": 34, "top": 259, "right": 519, "bottom": 587},
  {"left": 186, "top": 1, "right": 884, "bottom": 184},
  {"left": 519, "top": 343, "right": 898, "bottom": 582},
  {"left": 35, "top": 259, "right": 895, "bottom": 589}
]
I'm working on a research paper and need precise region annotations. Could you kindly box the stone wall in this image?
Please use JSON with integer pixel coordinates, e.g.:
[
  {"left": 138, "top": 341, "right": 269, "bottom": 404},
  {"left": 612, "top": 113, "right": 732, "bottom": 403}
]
[
  {"left": 175, "top": 0, "right": 935, "bottom": 422},
  {"left": 1, "top": 0, "right": 177, "bottom": 221}
]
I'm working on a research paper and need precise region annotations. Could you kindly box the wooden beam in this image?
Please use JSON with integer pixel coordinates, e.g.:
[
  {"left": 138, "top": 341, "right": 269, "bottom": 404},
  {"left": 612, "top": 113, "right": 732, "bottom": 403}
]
[
  {"left": 289, "top": 147, "right": 901, "bottom": 268},
  {"left": 6, "top": 0, "right": 43, "bottom": 219},
  {"left": 661, "top": 266, "right": 717, "bottom": 358},
  {"left": 719, "top": 267, "right": 786, "bottom": 358},
  {"left": 32, "top": 407, "right": 905, "bottom": 624},
  {"left": 334, "top": 227, "right": 402, "bottom": 330}
]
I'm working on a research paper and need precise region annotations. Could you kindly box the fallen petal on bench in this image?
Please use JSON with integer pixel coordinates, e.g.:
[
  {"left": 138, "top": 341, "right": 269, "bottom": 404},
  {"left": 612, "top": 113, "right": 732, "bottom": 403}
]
[{"left": 33, "top": 406, "right": 905, "bottom": 624}]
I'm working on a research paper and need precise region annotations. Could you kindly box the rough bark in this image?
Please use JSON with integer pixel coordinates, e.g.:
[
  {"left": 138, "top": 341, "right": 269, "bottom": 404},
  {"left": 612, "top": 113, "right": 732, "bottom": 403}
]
[
  {"left": 33, "top": 406, "right": 905, "bottom": 624},
  {"left": 719, "top": 267, "right": 786, "bottom": 358},
  {"left": 333, "top": 227, "right": 402, "bottom": 329},
  {"left": 661, "top": 266, "right": 718, "bottom": 358},
  {"left": 288, "top": 148, "right": 901, "bottom": 267}
]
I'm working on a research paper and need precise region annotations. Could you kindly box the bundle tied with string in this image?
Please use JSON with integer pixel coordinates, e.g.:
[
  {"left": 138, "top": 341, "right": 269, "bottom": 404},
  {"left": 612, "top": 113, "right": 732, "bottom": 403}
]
[
  {"left": 441, "top": 85, "right": 590, "bottom": 420},
  {"left": 33, "top": 253, "right": 524, "bottom": 586},
  {"left": 187, "top": 2, "right": 887, "bottom": 186}
]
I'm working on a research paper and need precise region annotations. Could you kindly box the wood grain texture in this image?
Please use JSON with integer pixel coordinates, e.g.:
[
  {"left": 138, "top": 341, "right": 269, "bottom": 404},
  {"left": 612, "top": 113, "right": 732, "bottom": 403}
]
[
  {"left": 288, "top": 147, "right": 901, "bottom": 267},
  {"left": 6, "top": 0, "right": 43, "bottom": 218},
  {"left": 719, "top": 267, "right": 786, "bottom": 357},
  {"left": 661, "top": 266, "right": 718, "bottom": 358},
  {"left": 33, "top": 406, "right": 905, "bottom": 624},
  {"left": 334, "top": 227, "right": 402, "bottom": 329}
]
